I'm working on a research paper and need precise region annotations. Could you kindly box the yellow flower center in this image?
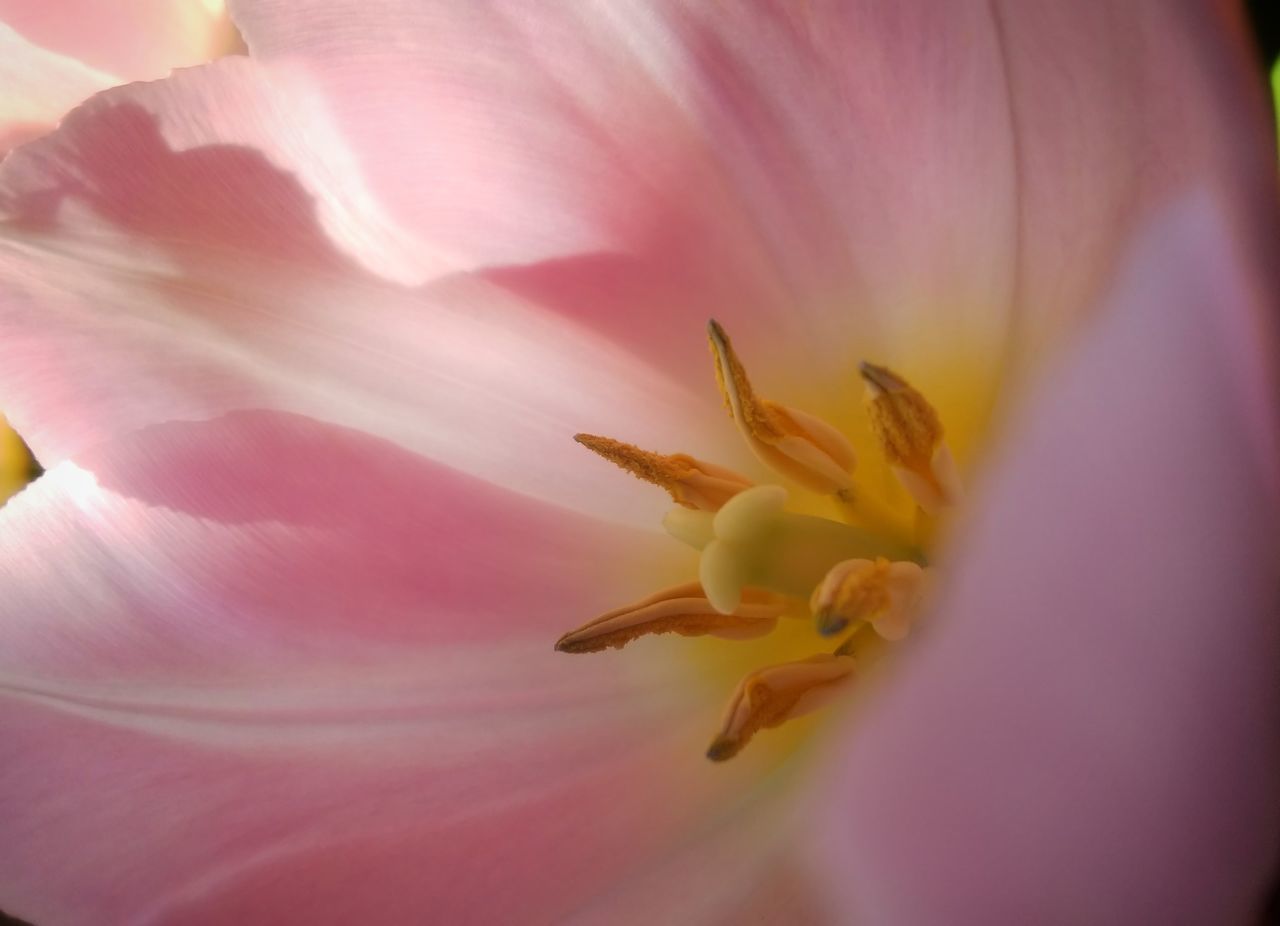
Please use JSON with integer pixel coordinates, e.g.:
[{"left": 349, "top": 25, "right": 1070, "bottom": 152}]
[
  {"left": 557, "top": 321, "right": 981, "bottom": 761},
  {"left": 0, "top": 416, "right": 41, "bottom": 507}
]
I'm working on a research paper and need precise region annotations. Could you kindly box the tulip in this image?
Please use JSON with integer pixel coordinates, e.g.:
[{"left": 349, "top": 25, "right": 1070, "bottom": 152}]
[
  {"left": 0, "top": 0, "right": 241, "bottom": 154},
  {"left": 0, "top": 3, "right": 1276, "bottom": 924}
]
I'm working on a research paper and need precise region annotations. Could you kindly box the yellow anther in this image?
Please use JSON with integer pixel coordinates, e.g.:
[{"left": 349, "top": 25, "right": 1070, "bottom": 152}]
[
  {"left": 706, "top": 654, "right": 856, "bottom": 761},
  {"left": 810, "top": 557, "right": 926, "bottom": 640},
  {"left": 859, "top": 362, "right": 961, "bottom": 514},
  {"left": 574, "top": 433, "right": 752, "bottom": 512},
  {"left": 555, "top": 582, "right": 785, "bottom": 654},
  {"left": 707, "top": 320, "right": 857, "bottom": 495},
  {"left": 859, "top": 362, "right": 941, "bottom": 468}
]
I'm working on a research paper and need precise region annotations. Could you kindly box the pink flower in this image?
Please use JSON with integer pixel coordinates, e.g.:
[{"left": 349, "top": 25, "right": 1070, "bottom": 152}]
[
  {"left": 1, "top": 3, "right": 1277, "bottom": 924},
  {"left": 0, "top": 0, "right": 241, "bottom": 154}
]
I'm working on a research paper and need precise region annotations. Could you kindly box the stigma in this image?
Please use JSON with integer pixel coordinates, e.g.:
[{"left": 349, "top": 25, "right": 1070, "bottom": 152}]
[{"left": 557, "top": 320, "right": 958, "bottom": 761}]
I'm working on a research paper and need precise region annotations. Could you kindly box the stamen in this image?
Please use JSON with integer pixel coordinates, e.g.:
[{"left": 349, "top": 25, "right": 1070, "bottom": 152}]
[
  {"left": 810, "top": 557, "right": 926, "bottom": 640},
  {"left": 575, "top": 433, "right": 752, "bottom": 512},
  {"left": 859, "top": 362, "right": 962, "bottom": 513},
  {"left": 706, "top": 654, "right": 856, "bottom": 761},
  {"left": 555, "top": 581, "right": 786, "bottom": 654},
  {"left": 707, "top": 320, "right": 857, "bottom": 495}
]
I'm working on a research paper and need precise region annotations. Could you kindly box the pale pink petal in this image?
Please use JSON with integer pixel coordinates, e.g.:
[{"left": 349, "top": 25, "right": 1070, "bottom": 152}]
[
  {"left": 0, "top": 22, "right": 115, "bottom": 155},
  {"left": 0, "top": 58, "right": 711, "bottom": 523},
  {"left": 0, "top": 410, "right": 788, "bottom": 924},
  {"left": 0, "top": 0, "right": 240, "bottom": 82},
  {"left": 811, "top": 196, "right": 1280, "bottom": 922},
  {"left": 229, "top": 0, "right": 1019, "bottom": 379},
  {"left": 984, "top": 1, "right": 1277, "bottom": 375},
  {"left": 230, "top": 1, "right": 1271, "bottom": 397}
]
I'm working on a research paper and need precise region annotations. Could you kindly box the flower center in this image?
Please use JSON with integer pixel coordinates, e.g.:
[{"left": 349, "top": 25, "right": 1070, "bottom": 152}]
[{"left": 556, "top": 321, "right": 965, "bottom": 761}]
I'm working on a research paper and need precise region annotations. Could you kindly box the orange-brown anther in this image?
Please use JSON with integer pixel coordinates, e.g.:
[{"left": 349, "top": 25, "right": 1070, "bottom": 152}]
[
  {"left": 706, "top": 654, "right": 856, "bottom": 761},
  {"left": 859, "top": 362, "right": 961, "bottom": 514},
  {"left": 810, "top": 557, "right": 926, "bottom": 640},
  {"left": 859, "top": 362, "right": 942, "bottom": 471},
  {"left": 555, "top": 582, "right": 786, "bottom": 654},
  {"left": 810, "top": 557, "right": 892, "bottom": 636},
  {"left": 708, "top": 319, "right": 788, "bottom": 441},
  {"left": 707, "top": 320, "right": 857, "bottom": 495},
  {"left": 574, "top": 433, "right": 752, "bottom": 511}
]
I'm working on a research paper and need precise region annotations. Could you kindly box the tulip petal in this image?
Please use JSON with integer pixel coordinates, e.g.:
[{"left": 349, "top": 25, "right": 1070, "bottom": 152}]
[
  {"left": 0, "top": 21, "right": 114, "bottom": 154},
  {"left": 229, "top": 0, "right": 1022, "bottom": 378},
  {"left": 0, "top": 0, "right": 240, "bottom": 83},
  {"left": 811, "top": 196, "right": 1280, "bottom": 922},
  {"left": 0, "top": 58, "right": 710, "bottom": 524},
  {"left": 0, "top": 410, "right": 778, "bottom": 924},
  {"left": 981, "top": 1, "right": 1277, "bottom": 374},
  {"left": 229, "top": 1, "right": 1271, "bottom": 398}
]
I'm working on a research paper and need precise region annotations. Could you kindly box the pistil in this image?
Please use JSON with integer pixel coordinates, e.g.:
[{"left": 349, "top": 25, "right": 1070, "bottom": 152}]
[
  {"left": 695, "top": 485, "right": 919, "bottom": 613},
  {"left": 555, "top": 320, "right": 962, "bottom": 762}
]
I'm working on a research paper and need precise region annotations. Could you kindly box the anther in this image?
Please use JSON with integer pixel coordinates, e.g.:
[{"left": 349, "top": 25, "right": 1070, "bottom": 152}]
[
  {"left": 574, "top": 433, "right": 752, "bottom": 512},
  {"left": 706, "top": 654, "right": 856, "bottom": 761},
  {"left": 555, "top": 581, "right": 786, "bottom": 654},
  {"left": 707, "top": 320, "right": 857, "bottom": 495},
  {"left": 809, "top": 557, "right": 926, "bottom": 640},
  {"left": 859, "top": 362, "right": 962, "bottom": 513}
]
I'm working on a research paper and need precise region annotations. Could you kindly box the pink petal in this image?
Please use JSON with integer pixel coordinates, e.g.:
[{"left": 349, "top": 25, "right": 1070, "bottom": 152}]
[
  {"left": 0, "top": 22, "right": 114, "bottom": 155},
  {"left": 983, "top": 1, "right": 1277, "bottom": 375},
  {"left": 229, "top": 1, "right": 1271, "bottom": 394},
  {"left": 0, "top": 410, "right": 785, "bottom": 923},
  {"left": 0, "top": 59, "right": 708, "bottom": 523},
  {"left": 0, "top": 0, "right": 239, "bottom": 83},
  {"left": 229, "top": 0, "right": 1020, "bottom": 376},
  {"left": 811, "top": 195, "right": 1280, "bottom": 922},
  {"left": 0, "top": 410, "right": 696, "bottom": 677}
]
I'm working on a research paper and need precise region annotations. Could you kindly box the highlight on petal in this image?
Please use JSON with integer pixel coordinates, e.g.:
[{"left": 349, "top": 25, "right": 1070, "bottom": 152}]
[
  {"left": 809, "top": 195, "right": 1280, "bottom": 924},
  {"left": 228, "top": 0, "right": 1275, "bottom": 415},
  {"left": 0, "top": 410, "right": 780, "bottom": 925},
  {"left": 0, "top": 0, "right": 240, "bottom": 83},
  {"left": 227, "top": 1, "right": 1024, "bottom": 370},
  {"left": 0, "top": 58, "right": 708, "bottom": 525},
  {"left": 0, "top": 22, "right": 114, "bottom": 154}
]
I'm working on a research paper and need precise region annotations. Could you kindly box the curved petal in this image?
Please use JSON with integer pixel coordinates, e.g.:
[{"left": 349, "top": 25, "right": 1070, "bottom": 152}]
[
  {"left": 810, "top": 196, "right": 1280, "bottom": 922},
  {"left": 0, "top": 0, "right": 240, "bottom": 83},
  {"left": 984, "top": 0, "right": 1276, "bottom": 374},
  {"left": 230, "top": 1, "right": 1272, "bottom": 401},
  {"left": 229, "top": 0, "right": 1020, "bottom": 377},
  {"left": 0, "top": 22, "right": 114, "bottom": 155},
  {"left": 0, "top": 58, "right": 710, "bottom": 524},
  {"left": 0, "top": 410, "right": 788, "bottom": 924}
]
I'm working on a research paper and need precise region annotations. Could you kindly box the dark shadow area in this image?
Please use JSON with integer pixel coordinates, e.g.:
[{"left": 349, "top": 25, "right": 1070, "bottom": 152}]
[
  {"left": 1247, "top": 0, "right": 1280, "bottom": 73},
  {"left": 2, "top": 101, "right": 344, "bottom": 274}
]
